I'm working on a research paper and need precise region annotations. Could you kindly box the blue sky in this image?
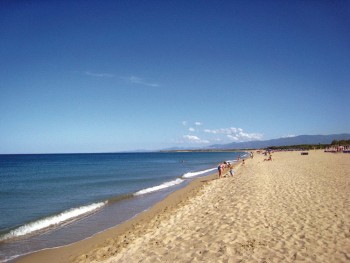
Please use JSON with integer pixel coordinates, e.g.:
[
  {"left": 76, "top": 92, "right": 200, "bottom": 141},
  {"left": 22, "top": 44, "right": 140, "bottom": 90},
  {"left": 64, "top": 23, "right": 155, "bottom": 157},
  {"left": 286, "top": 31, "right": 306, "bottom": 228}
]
[{"left": 1, "top": 1, "right": 349, "bottom": 153}]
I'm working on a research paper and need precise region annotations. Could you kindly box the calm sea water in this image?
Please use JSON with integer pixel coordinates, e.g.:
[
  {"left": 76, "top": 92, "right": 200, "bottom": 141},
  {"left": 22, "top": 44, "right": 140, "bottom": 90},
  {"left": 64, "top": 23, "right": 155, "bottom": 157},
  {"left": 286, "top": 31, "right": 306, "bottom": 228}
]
[{"left": 0, "top": 151, "right": 245, "bottom": 262}]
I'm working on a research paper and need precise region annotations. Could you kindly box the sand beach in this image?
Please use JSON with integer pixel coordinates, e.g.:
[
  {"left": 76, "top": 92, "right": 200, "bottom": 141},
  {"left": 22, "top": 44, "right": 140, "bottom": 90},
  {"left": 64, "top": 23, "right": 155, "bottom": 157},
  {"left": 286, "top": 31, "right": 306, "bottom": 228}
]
[{"left": 18, "top": 150, "right": 350, "bottom": 263}]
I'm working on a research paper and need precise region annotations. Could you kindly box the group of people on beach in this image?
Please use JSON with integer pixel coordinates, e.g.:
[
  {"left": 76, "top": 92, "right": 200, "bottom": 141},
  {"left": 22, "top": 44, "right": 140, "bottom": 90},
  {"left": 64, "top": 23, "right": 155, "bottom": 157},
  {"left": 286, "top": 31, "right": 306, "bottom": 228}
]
[
  {"left": 217, "top": 150, "right": 274, "bottom": 178},
  {"left": 217, "top": 151, "right": 262, "bottom": 178},
  {"left": 217, "top": 152, "right": 257, "bottom": 178},
  {"left": 217, "top": 162, "right": 234, "bottom": 178}
]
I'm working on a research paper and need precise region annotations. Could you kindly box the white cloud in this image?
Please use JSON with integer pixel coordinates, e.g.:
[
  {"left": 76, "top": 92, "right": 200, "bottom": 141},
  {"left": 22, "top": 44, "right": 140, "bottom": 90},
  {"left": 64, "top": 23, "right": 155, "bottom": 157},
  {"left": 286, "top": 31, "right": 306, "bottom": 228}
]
[
  {"left": 204, "top": 127, "right": 263, "bottom": 141},
  {"left": 85, "top": 71, "right": 114, "bottom": 78},
  {"left": 183, "top": 135, "right": 209, "bottom": 144},
  {"left": 204, "top": 129, "right": 216, "bottom": 134},
  {"left": 195, "top": 122, "right": 202, "bottom": 126},
  {"left": 183, "top": 135, "right": 199, "bottom": 141},
  {"left": 282, "top": 134, "right": 296, "bottom": 138},
  {"left": 127, "top": 76, "right": 159, "bottom": 87},
  {"left": 227, "top": 135, "right": 239, "bottom": 141},
  {"left": 189, "top": 127, "right": 195, "bottom": 132}
]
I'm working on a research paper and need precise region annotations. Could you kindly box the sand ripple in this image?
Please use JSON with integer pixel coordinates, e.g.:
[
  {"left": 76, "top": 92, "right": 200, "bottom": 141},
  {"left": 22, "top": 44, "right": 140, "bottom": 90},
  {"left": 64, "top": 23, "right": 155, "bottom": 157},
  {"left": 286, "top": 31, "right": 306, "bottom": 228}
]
[{"left": 76, "top": 151, "right": 350, "bottom": 263}]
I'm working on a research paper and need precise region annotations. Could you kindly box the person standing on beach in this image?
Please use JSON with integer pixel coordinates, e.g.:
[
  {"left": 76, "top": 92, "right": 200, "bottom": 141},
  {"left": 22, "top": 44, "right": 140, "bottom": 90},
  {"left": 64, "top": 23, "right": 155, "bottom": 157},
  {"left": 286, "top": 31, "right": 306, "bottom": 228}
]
[
  {"left": 218, "top": 163, "right": 222, "bottom": 178},
  {"left": 229, "top": 163, "right": 234, "bottom": 177},
  {"left": 218, "top": 163, "right": 225, "bottom": 178}
]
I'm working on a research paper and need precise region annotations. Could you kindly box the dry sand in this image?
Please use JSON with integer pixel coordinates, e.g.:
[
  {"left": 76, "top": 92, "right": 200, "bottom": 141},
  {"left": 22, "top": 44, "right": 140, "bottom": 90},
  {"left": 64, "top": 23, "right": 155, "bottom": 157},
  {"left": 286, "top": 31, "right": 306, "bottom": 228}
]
[{"left": 18, "top": 150, "right": 350, "bottom": 263}]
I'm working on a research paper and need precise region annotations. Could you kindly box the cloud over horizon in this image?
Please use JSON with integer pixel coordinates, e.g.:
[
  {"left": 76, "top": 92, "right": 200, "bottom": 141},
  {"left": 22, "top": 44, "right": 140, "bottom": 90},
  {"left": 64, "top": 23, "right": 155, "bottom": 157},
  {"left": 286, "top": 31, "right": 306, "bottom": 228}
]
[
  {"left": 183, "top": 135, "right": 209, "bottom": 144},
  {"left": 204, "top": 127, "right": 263, "bottom": 142}
]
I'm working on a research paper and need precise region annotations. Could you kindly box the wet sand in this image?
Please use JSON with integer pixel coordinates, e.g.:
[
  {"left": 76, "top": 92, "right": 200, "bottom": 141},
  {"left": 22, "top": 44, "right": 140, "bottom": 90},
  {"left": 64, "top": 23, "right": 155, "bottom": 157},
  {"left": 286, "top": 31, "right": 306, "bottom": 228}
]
[{"left": 17, "top": 150, "right": 350, "bottom": 263}]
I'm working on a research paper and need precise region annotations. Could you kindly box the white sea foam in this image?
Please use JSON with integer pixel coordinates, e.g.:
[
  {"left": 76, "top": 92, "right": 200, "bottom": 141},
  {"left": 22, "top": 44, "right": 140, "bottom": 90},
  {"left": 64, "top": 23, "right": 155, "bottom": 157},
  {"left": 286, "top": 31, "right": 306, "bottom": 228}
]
[
  {"left": 182, "top": 167, "right": 217, "bottom": 178},
  {"left": 134, "top": 178, "right": 184, "bottom": 196},
  {"left": 225, "top": 160, "right": 236, "bottom": 164},
  {"left": 0, "top": 201, "right": 107, "bottom": 241}
]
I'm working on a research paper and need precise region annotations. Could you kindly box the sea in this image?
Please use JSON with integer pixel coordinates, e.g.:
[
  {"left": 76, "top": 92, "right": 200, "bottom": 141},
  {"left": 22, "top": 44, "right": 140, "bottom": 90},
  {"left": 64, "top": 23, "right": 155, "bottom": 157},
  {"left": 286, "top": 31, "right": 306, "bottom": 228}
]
[{"left": 0, "top": 151, "right": 246, "bottom": 262}]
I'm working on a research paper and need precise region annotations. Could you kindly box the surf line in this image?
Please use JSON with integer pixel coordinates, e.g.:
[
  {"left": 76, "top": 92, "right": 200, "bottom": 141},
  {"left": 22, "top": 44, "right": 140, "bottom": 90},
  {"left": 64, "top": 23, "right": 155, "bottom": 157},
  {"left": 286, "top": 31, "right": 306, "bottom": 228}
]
[{"left": 0, "top": 201, "right": 107, "bottom": 242}]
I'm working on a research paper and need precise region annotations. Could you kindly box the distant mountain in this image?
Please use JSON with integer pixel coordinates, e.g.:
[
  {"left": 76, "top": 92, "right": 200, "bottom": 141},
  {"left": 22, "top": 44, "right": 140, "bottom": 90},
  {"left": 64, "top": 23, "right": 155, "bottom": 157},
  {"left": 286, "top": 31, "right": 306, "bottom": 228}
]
[{"left": 208, "top": 134, "right": 350, "bottom": 150}]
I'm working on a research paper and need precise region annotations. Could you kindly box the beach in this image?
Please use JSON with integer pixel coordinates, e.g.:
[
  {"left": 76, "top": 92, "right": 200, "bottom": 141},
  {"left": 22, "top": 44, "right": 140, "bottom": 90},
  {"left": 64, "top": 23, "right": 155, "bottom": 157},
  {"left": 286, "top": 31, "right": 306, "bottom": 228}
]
[{"left": 18, "top": 150, "right": 350, "bottom": 263}]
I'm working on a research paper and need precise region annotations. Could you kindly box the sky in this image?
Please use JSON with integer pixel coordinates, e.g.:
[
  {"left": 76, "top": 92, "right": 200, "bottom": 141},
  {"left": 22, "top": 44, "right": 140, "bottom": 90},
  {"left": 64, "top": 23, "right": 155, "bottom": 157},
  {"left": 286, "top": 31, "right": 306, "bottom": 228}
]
[{"left": 0, "top": 1, "right": 349, "bottom": 153}]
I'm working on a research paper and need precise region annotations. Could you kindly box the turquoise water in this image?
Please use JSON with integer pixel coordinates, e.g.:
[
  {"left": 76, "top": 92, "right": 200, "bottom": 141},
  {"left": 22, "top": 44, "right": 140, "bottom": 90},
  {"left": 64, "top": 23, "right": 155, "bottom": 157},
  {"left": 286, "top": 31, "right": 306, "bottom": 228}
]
[{"left": 0, "top": 151, "right": 245, "bottom": 261}]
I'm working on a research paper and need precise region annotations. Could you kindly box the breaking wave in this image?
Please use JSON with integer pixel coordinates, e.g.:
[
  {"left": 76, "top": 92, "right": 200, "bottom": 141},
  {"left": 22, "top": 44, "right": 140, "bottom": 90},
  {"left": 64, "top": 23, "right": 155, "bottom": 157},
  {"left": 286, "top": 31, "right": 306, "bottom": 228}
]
[
  {"left": 182, "top": 167, "right": 217, "bottom": 178},
  {"left": 134, "top": 178, "right": 184, "bottom": 196},
  {"left": 0, "top": 201, "right": 107, "bottom": 241}
]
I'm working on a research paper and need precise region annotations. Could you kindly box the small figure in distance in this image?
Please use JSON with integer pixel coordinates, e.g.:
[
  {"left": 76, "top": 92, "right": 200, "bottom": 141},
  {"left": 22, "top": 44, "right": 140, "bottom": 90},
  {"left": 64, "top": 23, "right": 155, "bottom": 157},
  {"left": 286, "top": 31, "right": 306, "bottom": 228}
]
[
  {"left": 218, "top": 163, "right": 224, "bottom": 178},
  {"left": 264, "top": 155, "right": 272, "bottom": 161},
  {"left": 229, "top": 163, "right": 234, "bottom": 177}
]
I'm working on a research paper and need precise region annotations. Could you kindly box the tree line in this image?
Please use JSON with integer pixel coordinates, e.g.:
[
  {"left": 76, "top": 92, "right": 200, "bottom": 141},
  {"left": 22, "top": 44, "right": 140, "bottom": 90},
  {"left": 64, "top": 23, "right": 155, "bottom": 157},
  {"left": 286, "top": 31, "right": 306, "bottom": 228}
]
[
  {"left": 267, "top": 139, "right": 350, "bottom": 151},
  {"left": 267, "top": 144, "right": 328, "bottom": 150},
  {"left": 331, "top": 140, "right": 350, "bottom": 146}
]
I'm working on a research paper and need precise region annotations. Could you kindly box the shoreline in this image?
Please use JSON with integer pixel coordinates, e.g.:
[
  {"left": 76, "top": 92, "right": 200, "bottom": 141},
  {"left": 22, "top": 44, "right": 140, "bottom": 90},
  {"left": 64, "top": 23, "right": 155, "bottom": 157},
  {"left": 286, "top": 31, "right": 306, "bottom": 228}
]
[
  {"left": 18, "top": 150, "right": 350, "bottom": 262},
  {"left": 1, "top": 151, "right": 243, "bottom": 262},
  {"left": 16, "top": 162, "right": 240, "bottom": 263}
]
